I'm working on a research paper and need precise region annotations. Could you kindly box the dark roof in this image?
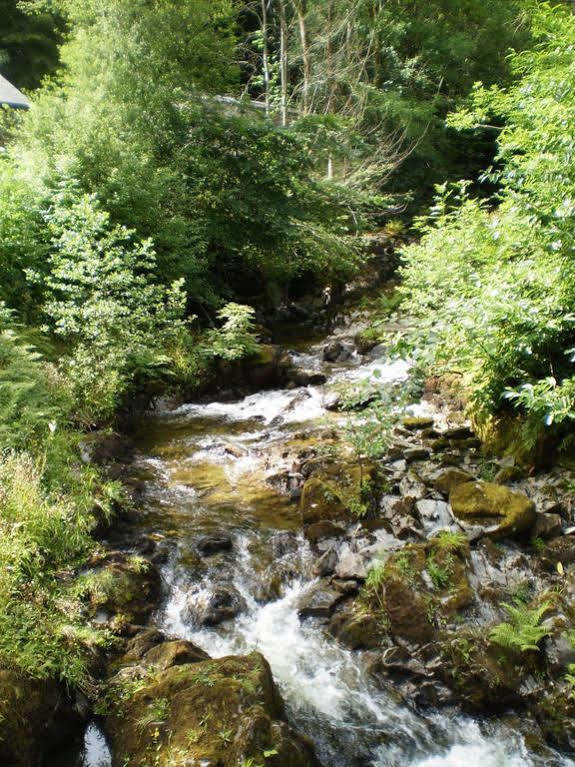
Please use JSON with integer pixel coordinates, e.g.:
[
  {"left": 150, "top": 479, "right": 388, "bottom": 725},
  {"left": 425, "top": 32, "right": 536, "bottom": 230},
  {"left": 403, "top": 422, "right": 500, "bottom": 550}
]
[{"left": 0, "top": 74, "right": 30, "bottom": 109}]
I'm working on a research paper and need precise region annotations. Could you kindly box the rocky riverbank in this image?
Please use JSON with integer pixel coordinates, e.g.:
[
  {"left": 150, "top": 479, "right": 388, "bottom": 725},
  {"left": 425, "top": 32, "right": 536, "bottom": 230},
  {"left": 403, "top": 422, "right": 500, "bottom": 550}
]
[{"left": 8, "top": 300, "right": 575, "bottom": 767}]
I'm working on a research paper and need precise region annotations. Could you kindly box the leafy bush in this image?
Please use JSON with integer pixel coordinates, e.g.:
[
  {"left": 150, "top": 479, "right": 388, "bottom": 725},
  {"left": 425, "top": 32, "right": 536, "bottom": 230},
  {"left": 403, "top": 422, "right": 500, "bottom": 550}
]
[
  {"left": 400, "top": 4, "right": 575, "bottom": 454},
  {"left": 37, "top": 194, "right": 189, "bottom": 421},
  {"left": 0, "top": 309, "right": 70, "bottom": 450},
  {"left": 202, "top": 303, "right": 260, "bottom": 362}
]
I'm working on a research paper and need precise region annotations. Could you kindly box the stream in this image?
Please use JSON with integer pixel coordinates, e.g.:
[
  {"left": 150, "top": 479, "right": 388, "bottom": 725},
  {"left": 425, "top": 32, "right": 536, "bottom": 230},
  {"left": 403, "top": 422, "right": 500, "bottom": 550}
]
[{"left": 56, "top": 316, "right": 575, "bottom": 767}]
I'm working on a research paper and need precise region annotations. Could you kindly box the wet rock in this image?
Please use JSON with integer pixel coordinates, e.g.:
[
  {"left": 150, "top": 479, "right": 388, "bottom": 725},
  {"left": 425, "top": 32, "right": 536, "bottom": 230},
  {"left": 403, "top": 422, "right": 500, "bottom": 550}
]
[
  {"left": 332, "top": 578, "right": 360, "bottom": 595},
  {"left": 0, "top": 671, "right": 84, "bottom": 767},
  {"left": 197, "top": 586, "right": 245, "bottom": 627},
  {"left": 195, "top": 533, "right": 233, "bottom": 557},
  {"left": 287, "top": 368, "right": 327, "bottom": 387},
  {"left": 381, "top": 646, "right": 430, "bottom": 677},
  {"left": 253, "top": 571, "right": 284, "bottom": 603},
  {"left": 270, "top": 531, "right": 299, "bottom": 558},
  {"left": 545, "top": 633, "right": 575, "bottom": 674},
  {"left": 329, "top": 606, "right": 383, "bottom": 650},
  {"left": 415, "top": 499, "right": 451, "bottom": 527},
  {"left": 323, "top": 340, "right": 353, "bottom": 363},
  {"left": 297, "top": 582, "right": 344, "bottom": 619},
  {"left": 433, "top": 468, "right": 474, "bottom": 496},
  {"left": 314, "top": 547, "right": 338, "bottom": 577},
  {"left": 403, "top": 417, "right": 435, "bottom": 431},
  {"left": 399, "top": 471, "right": 427, "bottom": 500},
  {"left": 404, "top": 448, "right": 431, "bottom": 463},
  {"left": 305, "top": 520, "right": 344, "bottom": 543},
  {"left": 142, "top": 640, "right": 210, "bottom": 670},
  {"left": 123, "top": 628, "right": 166, "bottom": 662},
  {"left": 532, "top": 512, "right": 563, "bottom": 541},
  {"left": 450, "top": 481, "right": 536, "bottom": 540},
  {"left": 104, "top": 652, "right": 320, "bottom": 767},
  {"left": 323, "top": 391, "right": 342, "bottom": 411}
]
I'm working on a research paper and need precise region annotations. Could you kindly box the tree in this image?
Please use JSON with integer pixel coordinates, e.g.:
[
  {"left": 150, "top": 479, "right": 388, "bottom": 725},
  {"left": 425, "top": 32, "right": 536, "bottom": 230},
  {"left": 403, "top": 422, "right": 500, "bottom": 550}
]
[{"left": 0, "top": 1, "right": 64, "bottom": 89}]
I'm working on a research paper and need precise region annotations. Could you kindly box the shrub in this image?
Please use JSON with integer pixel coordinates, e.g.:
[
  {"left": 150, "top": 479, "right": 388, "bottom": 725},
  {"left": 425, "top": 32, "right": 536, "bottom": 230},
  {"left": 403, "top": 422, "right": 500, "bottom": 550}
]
[
  {"left": 489, "top": 601, "right": 551, "bottom": 653},
  {"left": 37, "top": 193, "right": 189, "bottom": 421}
]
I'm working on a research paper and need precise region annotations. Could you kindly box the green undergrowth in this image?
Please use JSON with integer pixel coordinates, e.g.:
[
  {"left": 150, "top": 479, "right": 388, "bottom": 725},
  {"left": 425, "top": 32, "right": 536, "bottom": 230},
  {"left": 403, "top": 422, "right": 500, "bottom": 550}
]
[
  {"left": 387, "top": 4, "right": 575, "bottom": 464},
  {"left": 0, "top": 315, "right": 126, "bottom": 689}
]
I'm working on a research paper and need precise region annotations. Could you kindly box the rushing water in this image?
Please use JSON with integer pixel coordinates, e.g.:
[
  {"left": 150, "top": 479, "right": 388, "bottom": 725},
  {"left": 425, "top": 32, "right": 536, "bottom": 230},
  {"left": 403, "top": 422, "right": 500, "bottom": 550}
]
[{"left": 58, "top": 321, "right": 575, "bottom": 767}]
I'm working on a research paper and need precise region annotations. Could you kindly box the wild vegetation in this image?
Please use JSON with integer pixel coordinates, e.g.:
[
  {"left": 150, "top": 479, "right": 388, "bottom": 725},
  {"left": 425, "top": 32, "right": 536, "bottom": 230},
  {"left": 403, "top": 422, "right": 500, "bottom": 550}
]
[{"left": 2, "top": 0, "right": 575, "bottom": 757}]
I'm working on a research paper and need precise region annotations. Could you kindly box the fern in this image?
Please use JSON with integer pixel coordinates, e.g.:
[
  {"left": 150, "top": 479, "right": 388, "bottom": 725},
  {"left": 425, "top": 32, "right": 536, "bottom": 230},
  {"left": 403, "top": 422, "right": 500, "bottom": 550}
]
[{"left": 489, "top": 601, "right": 551, "bottom": 653}]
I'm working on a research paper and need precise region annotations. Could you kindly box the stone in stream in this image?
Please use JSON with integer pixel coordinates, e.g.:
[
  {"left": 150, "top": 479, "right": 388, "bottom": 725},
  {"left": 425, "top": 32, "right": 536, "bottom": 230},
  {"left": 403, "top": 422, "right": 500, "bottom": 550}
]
[
  {"left": 322, "top": 340, "right": 353, "bottom": 363},
  {"left": 313, "top": 546, "right": 338, "bottom": 577},
  {"left": 286, "top": 368, "right": 327, "bottom": 387},
  {"left": 195, "top": 533, "right": 233, "bottom": 557},
  {"left": 449, "top": 481, "right": 536, "bottom": 540},
  {"left": 196, "top": 586, "right": 245, "bottom": 627},
  {"left": 104, "top": 651, "right": 320, "bottom": 767},
  {"left": 297, "top": 581, "right": 345, "bottom": 619}
]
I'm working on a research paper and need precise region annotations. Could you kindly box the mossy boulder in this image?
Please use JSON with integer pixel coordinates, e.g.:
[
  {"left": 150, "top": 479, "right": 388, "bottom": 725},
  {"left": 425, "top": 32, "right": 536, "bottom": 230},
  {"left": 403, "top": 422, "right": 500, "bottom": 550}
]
[
  {"left": 433, "top": 468, "right": 474, "bottom": 496},
  {"left": 85, "top": 552, "right": 161, "bottom": 624},
  {"left": 104, "top": 652, "right": 319, "bottom": 767},
  {"left": 300, "top": 463, "right": 381, "bottom": 533},
  {"left": 329, "top": 605, "right": 384, "bottom": 650},
  {"left": 449, "top": 481, "right": 536, "bottom": 540},
  {"left": 533, "top": 686, "right": 575, "bottom": 752},
  {"left": 0, "top": 671, "right": 83, "bottom": 767}
]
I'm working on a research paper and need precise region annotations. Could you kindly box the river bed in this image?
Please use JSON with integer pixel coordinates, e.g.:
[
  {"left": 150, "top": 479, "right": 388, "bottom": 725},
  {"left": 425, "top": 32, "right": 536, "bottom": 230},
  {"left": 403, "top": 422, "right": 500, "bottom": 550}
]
[{"left": 54, "top": 318, "right": 575, "bottom": 767}]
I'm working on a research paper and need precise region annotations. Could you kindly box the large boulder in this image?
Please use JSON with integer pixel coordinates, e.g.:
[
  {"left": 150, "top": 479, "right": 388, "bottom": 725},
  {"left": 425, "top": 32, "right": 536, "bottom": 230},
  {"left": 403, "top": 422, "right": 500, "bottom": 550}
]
[
  {"left": 104, "top": 652, "right": 319, "bottom": 767},
  {"left": 0, "top": 671, "right": 84, "bottom": 767},
  {"left": 449, "top": 481, "right": 536, "bottom": 540}
]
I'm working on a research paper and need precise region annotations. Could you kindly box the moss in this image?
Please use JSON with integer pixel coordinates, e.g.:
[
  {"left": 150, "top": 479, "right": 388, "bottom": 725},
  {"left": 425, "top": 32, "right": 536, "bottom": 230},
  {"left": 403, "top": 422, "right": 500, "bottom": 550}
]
[
  {"left": 104, "top": 653, "right": 319, "bottom": 767},
  {"left": 450, "top": 481, "right": 536, "bottom": 540}
]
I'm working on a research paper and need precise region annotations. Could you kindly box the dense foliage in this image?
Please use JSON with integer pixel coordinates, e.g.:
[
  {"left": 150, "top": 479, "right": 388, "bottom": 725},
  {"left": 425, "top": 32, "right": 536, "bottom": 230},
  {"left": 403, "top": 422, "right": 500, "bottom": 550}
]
[
  {"left": 401, "top": 2, "right": 575, "bottom": 456},
  {"left": 0, "top": 0, "right": 566, "bottom": 693}
]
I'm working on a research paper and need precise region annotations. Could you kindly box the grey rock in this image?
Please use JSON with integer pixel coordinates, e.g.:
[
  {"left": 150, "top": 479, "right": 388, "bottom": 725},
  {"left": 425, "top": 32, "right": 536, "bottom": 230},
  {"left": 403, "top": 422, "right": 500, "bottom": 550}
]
[
  {"left": 335, "top": 549, "right": 368, "bottom": 580},
  {"left": 297, "top": 582, "right": 344, "bottom": 619},
  {"left": 532, "top": 512, "right": 563, "bottom": 540},
  {"left": 399, "top": 471, "right": 427, "bottom": 500},
  {"left": 314, "top": 547, "right": 338, "bottom": 577}
]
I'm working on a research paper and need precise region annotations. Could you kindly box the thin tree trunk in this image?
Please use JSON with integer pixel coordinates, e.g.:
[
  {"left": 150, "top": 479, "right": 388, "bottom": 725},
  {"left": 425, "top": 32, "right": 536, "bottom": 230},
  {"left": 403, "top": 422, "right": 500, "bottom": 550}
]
[
  {"left": 294, "top": 0, "right": 311, "bottom": 114},
  {"left": 326, "top": 0, "right": 335, "bottom": 112},
  {"left": 278, "top": 0, "right": 289, "bottom": 126},
  {"left": 261, "top": 0, "right": 270, "bottom": 115}
]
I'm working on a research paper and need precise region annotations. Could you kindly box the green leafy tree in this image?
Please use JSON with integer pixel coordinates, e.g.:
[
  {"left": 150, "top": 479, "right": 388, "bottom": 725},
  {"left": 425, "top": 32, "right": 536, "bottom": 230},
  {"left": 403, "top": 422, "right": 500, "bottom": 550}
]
[
  {"left": 400, "top": 3, "right": 575, "bottom": 454},
  {"left": 39, "top": 194, "right": 188, "bottom": 420}
]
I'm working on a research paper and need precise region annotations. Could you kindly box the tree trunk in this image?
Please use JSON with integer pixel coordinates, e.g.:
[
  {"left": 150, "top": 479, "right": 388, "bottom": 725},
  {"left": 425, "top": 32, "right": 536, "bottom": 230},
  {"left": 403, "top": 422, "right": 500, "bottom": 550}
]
[
  {"left": 261, "top": 0, "right": 270, "bottom": 115},
  {"left": 278, "top": 0, "right": 289, "bottom": 126},
  {"left": 293, "top": 0, "right": 311, "bottom": 114}
]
